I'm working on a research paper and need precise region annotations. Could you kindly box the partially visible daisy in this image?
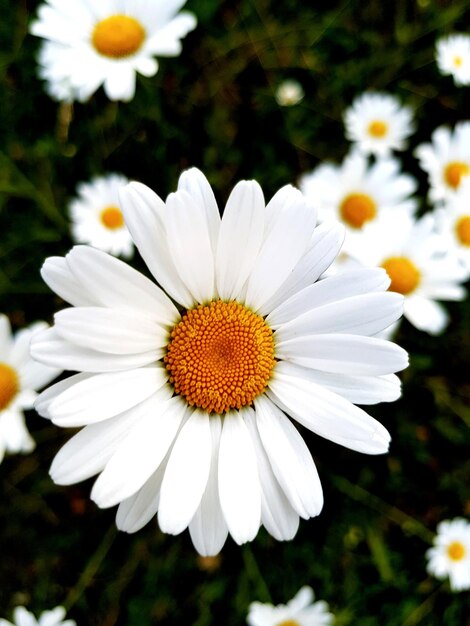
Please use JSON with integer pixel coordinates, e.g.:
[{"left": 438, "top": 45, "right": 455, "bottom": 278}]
[
  {"left": 30, "top": 0, "right": 197, "bottom": 102},
  {"left": 426, "top": 518, "right": 470, "bottom": 592},
  {"left": 247, "top": 586, "right": 334, "bottom": 626},
  {"left": 69, "top": 174, "right": 133, "bottom": 259},
  {"left": 345, "top": 212, "right": 468, "bottom": 335},
  {"left": 37, "top": 42, "right": 76, "bottom": 103},
  {"left": 275, "top": 80, "right": 305, "bottom": 107},
  {"left": 435, "top": 179, "right": 470, "bottom": 271},
  {"left": 299, "top": 151, "right": 417, "bottom": 255},
  {"left": 0, "top": 606, "right": 75, "bottom": 626},
  {"left": 415, "top": 122, "right": 470, "bottom": 203},
  {"left": 0, "top": 315, "right": 60, "bottom": 464},
  {"left": 32, "top": 168, "right": 408, "bottom": 556},
  {"left": 436, "top": 34, "right": 470, "bottom": 86},
  {"left": 344, "top": 92, "right": 414, "bottom": 157}
]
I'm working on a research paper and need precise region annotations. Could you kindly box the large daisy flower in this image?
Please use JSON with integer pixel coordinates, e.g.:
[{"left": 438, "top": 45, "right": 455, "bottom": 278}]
[
  {"left": 247, "top": 586, "right": 334, "bottom": 626},
  {"left": 436, "top": 34, "right": 470, "bottom": 87},
  {"left": 435, "top": 180, "right": 470, "bottom": 271},
  {"left": 344, "top": 92, "right": 414, "bottom": 157},
  {"left": 426, "top": 518, "right": 470, "bottom": 592},
  {"left": 415, "top": 122, "right": 470, "bottom": 204},
  {"left": 31, "top": 168, "right": 408, "bottom": 556},
  {"left": 69, "top": 174, "right": 133, "bottom": 259},
  {"left": 299, "top": 151, "right": 417, "bottom": 255},
  {"left": 30, "top": 0, "right": 197, "bottom": 102},
  {"left": 0, "top": 315, "right": 59, "bottom": 464},
  {"left": 0, "top": 606, "right": 75, "bottom": 626},
  {"left": 345, "top": 212, "right": 468, "bottom": 335}
]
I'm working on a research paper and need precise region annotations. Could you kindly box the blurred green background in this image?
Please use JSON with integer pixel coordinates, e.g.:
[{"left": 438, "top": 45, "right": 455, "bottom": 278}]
[{"left": 1, "top": 0, "right": 469, "bottom": 624}]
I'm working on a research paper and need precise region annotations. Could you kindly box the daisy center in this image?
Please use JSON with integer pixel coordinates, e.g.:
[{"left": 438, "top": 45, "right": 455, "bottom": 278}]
[
  {"left": 368, "top": 120, "right": 388, "bottom": 138},
  {"left": 100, "top": 206, "right": 125, "bottom": 230},
  {"left": 453, "top": 56, "right": 463, "bottom": 67},
  {"left": 0, "top": 362, "right": 19, "bottom": 411},
  {"left": 277, "top": 621, "right": 300, "bottom": 626},
  {"left": 164, "top": 300, "right": 276, "bottom": 414},
  {"left": 455, "top": 216, "right": 470, "bottom": 246},
  {"left": 382, "top": 256, "right": 421, "bottom": 295},
  {"left": 92, "top": 15, "right": 146, "bottom": 59},
  {"left": 340, "top": 193, "right": 377, "bottom": 229},
  {"left": 444, "top": 161, "right": 470, "bottom": 190},
  {"left": 447, "top": 541, "right": 466, "bottom": 561}
]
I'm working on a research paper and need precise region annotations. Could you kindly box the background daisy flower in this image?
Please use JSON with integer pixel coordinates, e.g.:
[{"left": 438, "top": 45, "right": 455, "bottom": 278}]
[
  {"left": 0, "top": 315, "right": 60, "bottom": 464},
  {"left": 69, "top": 174, "right": 133, "bottom": 259},
  {"left": 246, "top": 586, "right": 334, "bottom": 626},
  {"left": 435, "top": 179, "right": 470, "bottom": 271},
  {"left": 436, "top": 34, "right": 470, "bottom": 86},
  {"left": 31, "top": 168, "right": 408, "bottom": 556},
  {"left": 0, "top": 606, "right": 75, "bottom": 626},
  {"left": 426, "top": 518, "right": 470, "bottom": 592},
  {"left": 30, "top": 0, "right": 197, "bottom": 102},
  {"left": 344, "top": 92, "right": 414, "bottom": 157}
]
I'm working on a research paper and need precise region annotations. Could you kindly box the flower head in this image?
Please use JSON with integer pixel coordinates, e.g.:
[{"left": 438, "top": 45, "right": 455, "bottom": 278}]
[
  {"left": 30, "top": 0, "right": 197, "bottom": 102},
  {"left": 275, "top": 80, "right": 305, "bottom": 107},
  {"left": 344, "top": 92, "right": 414, "bottom": 157},
  {"left": 247, "top": 586, "right": 334, "bottom": 626},
  {"left": 435, "top": 179, "right": 470, "bottom": 271},
  {"left": 436, "top": 34, "right": 470, "bottom": 86},
  {"left": 0, "top": 605, "right": 75, "bottom": 626},
  {"left": 426, "top": 518, "right": 470, "bottom": 592},
  {"left": 32, "top": 168, "right": 407, "bottom": 555}
]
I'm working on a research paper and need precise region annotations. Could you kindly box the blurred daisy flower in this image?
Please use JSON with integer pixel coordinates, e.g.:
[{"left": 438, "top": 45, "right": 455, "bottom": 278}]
[
  {"left": 299, "top": 151, "right": 417, "bottom": 255},
  {"left": 31, "top": 168, "right": 407, "bottom": 556},
  {"left": 345, "top": 212, "right": 468, "bottom": 335},
  {"left": 436, "top": 34, "right": 470, "bottom": 86},
  {"left": 426, "top": 518, "right": 470, "bottom": 592},
  {"left": 436, "top": 180, "right": 470, "bottom": 271},
  {"left": 344, "top": 92, "right": 414, "bottom": 157},
  {"left": 30, "top": 0, "right": 197, "bottom": 102},
  {"left": 69, "top": 174, "right": 133, "bottom": 259},
  {"left": 0, "top": 315, "right": 59, "bottom": 464},
  {"left": 0, "top": 606, "right": 75, "bottom": 626},
  {"left": 415, "top": 122, "right": 470, "bottom": 203},
  {"left": 247, "top": 586, "right": 334, "bottom": 626},
  {"left": 275, "top": 80, "right": 305, "bottom": 107}
]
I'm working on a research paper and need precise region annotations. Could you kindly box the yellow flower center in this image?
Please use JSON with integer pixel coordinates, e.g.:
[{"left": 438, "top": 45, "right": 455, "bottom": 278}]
[
  {"left": 340, "top": 193, "right": 377, "bottom": 229},
  {"left": 455, "top": 215, "right": 470, "bottom": 246},
  {"left": 92, "top": 15, "right": 146, "bottom": 59},
  {"left": 277, "top": 621, "right": 301, "bottom": 626},
  {"left": 382, "top": 256, "right": 421, "bottom": 295},
  {"left": 447, "top": 541, "right": 466, "bottom": 561},
  {"left": 100, "top": 206, "right": 125, "bottom": 230},
  {"left": 368, "top": 120, "right": 388, "bottom": 138},
  {"left": 0, "top": 362, "right": 19, "bottom": 411},
  {"left": 454, "top": 56, "right": 463, "bottom": 67},
  {"left": 165, "top": 301, "right": 276, "bottom": 414},
  {"left": 444, "top": 161, "right": 470, "bottom": 190}
]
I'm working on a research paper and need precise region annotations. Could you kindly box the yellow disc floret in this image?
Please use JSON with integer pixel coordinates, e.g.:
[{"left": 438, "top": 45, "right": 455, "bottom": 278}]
[
  {"left": 165, "top": 301, "right": 276, "bottom": 414},
  {"left": 92, "top": 15, "right": 146, "bottom": 58},
  {"left": 340, "top": 193, "right": 377, "bottom": 229},
  {"left": 100, "top": 206, "right": 125, "bottom": 230},
  {"left": 456, "top": 215, "right": 470, "bottom": 246},
  {"left": 382, "top": 256, "right": 421, "bottom": 295},
  {"left": 0, "top": 363, "right": 19, "bottom": 411},
  {"left": 444, "top": 161, "right": 470, "bottom": 190},
  {"left": 368, "top": 120, "right": 388, "bottom": 138},
  {"left": 447, "top": 541, "right": 466, "bottom": 561},
  {"left": 277, "top": 621, "right": 301, "bottom": 626}
]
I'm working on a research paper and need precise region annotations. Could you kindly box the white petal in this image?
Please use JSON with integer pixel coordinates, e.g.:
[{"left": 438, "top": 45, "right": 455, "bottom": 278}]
[
  {"left": 287, "top": 586, "right": 314, "bottom": 612},
  {"left": 404, "top": 296, "right": 449, "bottom": 335},
  {"left": 41, "top": 256, "right": 96, "bottom": 306},
  {"left": 12, "top": 608, "right": 36, "bottom": 626},
  {"left": 103, "top": 63, "right": 136, "bottom": 102},
  {"left": 34, "top": 372, "right": 91, "bottom": 418},
  {"left": 0, "top": 314, "right": 12, "bottom": 355}
]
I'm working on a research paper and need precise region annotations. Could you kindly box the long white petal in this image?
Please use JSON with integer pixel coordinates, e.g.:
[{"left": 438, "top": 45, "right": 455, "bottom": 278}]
[
  {"left": 41, "top": 256, "right": 96, "bottom": 306},
  {"left": 34, "top": 372, "right": 91, "bottom": 418}
]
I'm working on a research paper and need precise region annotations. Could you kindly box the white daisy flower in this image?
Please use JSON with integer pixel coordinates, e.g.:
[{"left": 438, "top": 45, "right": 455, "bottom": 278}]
[
  {"left": 415, "top": 122, "right": 470, "bottom": 204},
  {"left": 69, "top": 174, "right": 133, "bottom": 259},
  {"left": 344, "top": 92, "right": 414, "bottom": 157},
  {"left": 31, "top": 168, "right": 408, "bottom": 556},
  {"left": 426, "top": 518, "right": 470, "bottom": 592},
  {"left": 435, "top": 179, "right": 470, "bottom": 271},
  {"left": 0, "top": 606, "right": 75, "bottom": 626},
  {"left": 436, "top": 34, "right": 470, "bottom": 86},
  {"left": 30, "top": 0, "right": 197, "bottom": 102},
  {"left": 299, "top": 151, "right": 417, "bottom": 256},
  {"left": 247, "top": 586, "right": 334, "bottom": 626},
  {"left": 345, "top": 212, "right": 468, "bottom": 335},
  {"left": 275, "top": 80, "right": 305, "bottom": 107},
  {"left": 0, "top": 315, "right": 60, "bottom": 464}
]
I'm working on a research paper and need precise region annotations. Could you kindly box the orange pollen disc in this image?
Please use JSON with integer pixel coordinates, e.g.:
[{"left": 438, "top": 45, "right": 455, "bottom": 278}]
[
  {"left": 382, "top": 256, "right": 421, "bottom": 295},
  {"left": 447, "top": 541, "right": 466, "bottom": 561},
  {"left": 92, "top": 14, "right": 146, "bottom": 58},
  {"left": 100, "top": 205, "right": 125, "bottom": 230},
  {"left": 368, "top": 119, "right": 388, "bottom": 138},
  {"left": 455, "top": 215, "right": 470, "bottom": 246},
  {"left": 454, "top": 56, "right": 463, "bottom": 67},
  {"left": 0, "top": 362, "right": 19, "bottom": 411},
  {"left": 340, "top": 193, "right": 377, "bottom": 229},
  {"left": 276, "top": 621, "right": 301, "bottom": 626},
  {"left": 444, "top": 161, "right": 470, "bottom": 190},
  {"left": 164, "top": 300, "right": 276, "bottom": 414}
]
